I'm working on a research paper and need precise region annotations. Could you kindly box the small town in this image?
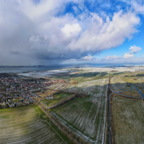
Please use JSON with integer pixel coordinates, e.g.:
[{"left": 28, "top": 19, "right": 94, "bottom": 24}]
[
  {"left": 0, "top": 73, "right": 59, "bottom": 108},
  {"left": 0, "top": 73, "right": 69, "bottom": 108},
  {"left": 0, "top": 75, "right": 41, "bottom": 108}
]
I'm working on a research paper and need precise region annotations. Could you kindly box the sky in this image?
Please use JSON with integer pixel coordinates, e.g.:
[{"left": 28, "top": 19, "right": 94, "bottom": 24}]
[{"left": 0, "top": 0, "right": 144, "bottom": 66}]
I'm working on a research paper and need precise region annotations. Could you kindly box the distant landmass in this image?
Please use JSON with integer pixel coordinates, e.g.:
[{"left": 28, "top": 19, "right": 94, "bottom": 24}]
[{"left": 0, "top": 63, "right": 143, "bottom": 73}]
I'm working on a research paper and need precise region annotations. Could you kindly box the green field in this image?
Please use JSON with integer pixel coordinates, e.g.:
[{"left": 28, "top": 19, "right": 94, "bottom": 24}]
[
  {"left": 112, "top": 96, "right": 144, "bottom": 144},
  {"left": 51, "top": 90, "right": 106, "bottom": 142},
  {"left": 42, "top": 92, "right": 75, "bottom": 107},
  {"left": 0, "top": 105, "right": 68, "bottom": 144}
]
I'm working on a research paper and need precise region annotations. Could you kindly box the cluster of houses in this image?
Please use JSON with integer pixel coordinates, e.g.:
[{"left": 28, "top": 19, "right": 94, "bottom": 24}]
[
  {"left": 0, "top": 72, "right": 71, "bottom": 109},
  {"left": 0, "top": 75, "right": 49, "bottom": 108}
]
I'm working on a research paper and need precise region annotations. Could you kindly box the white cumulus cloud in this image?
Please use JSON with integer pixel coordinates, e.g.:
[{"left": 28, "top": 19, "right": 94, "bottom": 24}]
[
  {"left": 81, "top": 55, "right": 94, "bottom": 60},
  {"left": 123, "top": 45, "right": 142, "bottom": 59},
  {"left": 124, "top": 53, "right": 134, "bottom": 59},
  {"left": 67, "top": 11, "right": 140, "bottom": 52},
  {"left": 105, "top": 55, "right": 120, "bottom": 60},
  {"left": 129, "top": 46, "right": 142, "bottom": 53},
  {"left": 61, "top": 23, "right": 82, "bottom": 37}
]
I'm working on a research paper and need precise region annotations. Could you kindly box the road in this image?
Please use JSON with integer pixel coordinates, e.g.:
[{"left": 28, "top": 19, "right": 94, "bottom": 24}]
[
  {"left": 110, "top": 86, "right": 143, "bottom": 100},
  {"left": 106, "top": 77, "right": 144, "bottom": 144},
  {"left": 106, "top": 77, "right": 113, "bottom": 144},
  {"left": 130, "top": 84, "right": 144, "bottom": 99}
]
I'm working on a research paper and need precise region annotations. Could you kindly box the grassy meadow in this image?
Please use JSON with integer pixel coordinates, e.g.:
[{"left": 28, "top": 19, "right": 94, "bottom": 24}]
[
  {"left": 0, "top": 105, "right": 69, "bottom": 144},
  {"left": 112, "top": 96, "right": 144, "bottom": 144}
]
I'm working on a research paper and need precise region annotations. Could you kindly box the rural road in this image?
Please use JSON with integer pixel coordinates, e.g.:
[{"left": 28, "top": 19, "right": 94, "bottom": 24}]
[{"left": 107, "top": 77, "right": 113, "bottom": 144}]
